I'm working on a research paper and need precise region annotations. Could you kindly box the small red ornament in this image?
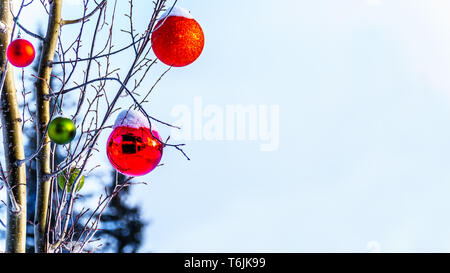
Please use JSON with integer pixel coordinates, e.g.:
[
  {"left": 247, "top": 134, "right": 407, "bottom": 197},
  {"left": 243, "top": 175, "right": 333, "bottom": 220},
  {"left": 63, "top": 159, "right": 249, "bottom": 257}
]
[
  {"left": 7, "top": 39, "right": 35, "bottom": 67},
  {"left": 151, "top": 6, "right": 204, "bottom": 67},
  {"left": 106, "top": 110, "right": 163, "bottom": 176}
]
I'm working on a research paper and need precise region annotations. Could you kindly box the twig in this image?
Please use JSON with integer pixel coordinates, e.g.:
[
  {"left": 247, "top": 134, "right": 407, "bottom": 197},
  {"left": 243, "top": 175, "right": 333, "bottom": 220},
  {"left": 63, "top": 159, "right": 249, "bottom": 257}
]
[{"left": 61, "top": 0, "right": 107, "bottom": 25}]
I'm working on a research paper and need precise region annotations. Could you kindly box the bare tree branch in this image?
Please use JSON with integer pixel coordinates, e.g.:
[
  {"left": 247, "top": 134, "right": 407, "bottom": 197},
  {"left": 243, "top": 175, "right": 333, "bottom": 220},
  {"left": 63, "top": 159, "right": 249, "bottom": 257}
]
[
  {"left": 61, "top": 0, "right": 106, "bottom": 26},
  {"left": 34, "top": 0, "right": 62, "bottom": 253},
  {"left": 0, "top": 0, "right": 28, "bottom": 253}
]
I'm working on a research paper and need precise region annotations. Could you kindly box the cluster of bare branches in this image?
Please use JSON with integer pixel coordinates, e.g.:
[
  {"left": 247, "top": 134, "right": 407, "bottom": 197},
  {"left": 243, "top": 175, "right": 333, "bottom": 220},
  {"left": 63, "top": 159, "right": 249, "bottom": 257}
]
[{"left": 0, "top": 0, "right": 186, "bottom": 253}]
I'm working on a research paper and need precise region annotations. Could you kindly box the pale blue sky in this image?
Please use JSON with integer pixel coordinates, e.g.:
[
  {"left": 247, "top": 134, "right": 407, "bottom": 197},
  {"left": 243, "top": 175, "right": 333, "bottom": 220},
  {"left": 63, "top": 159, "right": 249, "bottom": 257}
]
[{"left": 3, "top": 0, "right": 450, "bottom": 252}]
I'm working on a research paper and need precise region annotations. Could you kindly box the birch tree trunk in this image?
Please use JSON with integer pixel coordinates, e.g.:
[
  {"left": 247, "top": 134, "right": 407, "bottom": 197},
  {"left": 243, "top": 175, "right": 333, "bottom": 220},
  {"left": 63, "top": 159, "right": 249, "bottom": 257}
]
[
  {"left": 34, "top": 0, "right": 62, "bottom": 253},
  {"left": 0, "top": 0, "right": 27, "bottom": 253}
]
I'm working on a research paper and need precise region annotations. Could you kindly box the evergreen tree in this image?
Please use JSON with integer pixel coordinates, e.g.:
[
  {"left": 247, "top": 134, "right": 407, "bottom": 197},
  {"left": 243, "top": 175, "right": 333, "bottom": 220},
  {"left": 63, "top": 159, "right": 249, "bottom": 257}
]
[{"left": 97, "top": 171, "right": 145, "bottom": 253}]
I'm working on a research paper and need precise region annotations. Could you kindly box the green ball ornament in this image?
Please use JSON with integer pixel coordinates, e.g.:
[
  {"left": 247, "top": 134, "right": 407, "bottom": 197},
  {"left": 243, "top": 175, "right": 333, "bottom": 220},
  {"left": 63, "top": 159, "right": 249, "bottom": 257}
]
[
  {"left": 48, "top": 117, "right": 76, "bottom": 145},
  {"left": 58, "top": 168, "right": 85, "bottom": 193}
]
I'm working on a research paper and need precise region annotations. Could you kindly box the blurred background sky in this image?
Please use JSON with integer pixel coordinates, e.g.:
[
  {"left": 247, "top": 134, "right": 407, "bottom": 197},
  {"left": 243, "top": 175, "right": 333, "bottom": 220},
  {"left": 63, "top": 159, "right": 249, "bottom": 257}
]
[{"left": 3, "top": 0, "right": 450, "bottom": 252}]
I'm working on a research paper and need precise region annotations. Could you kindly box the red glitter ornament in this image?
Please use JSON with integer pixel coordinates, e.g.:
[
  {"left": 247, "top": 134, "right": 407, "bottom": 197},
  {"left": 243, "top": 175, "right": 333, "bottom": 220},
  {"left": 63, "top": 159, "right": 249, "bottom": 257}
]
[
  {"left": 106, "top": 110, "right": 163, "bottom": 176},
  {"left": 151, "top": 6, "right": 204, "bottom": 67},
  {"left": 7, "top": 39, "right": 35, "bottom": 67}
]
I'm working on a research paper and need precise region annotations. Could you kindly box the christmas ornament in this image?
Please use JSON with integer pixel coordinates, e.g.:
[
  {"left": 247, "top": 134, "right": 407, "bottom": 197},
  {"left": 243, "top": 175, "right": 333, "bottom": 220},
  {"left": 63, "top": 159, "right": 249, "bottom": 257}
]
[
  {"left": 58, "top": 168, "right": 85, "bottom": 193},
  {"left": 151, "top": 6, "right": 204, "bottom": 67},
  {"left": 106, "top": 110, "right": 163, "bottom": 176},
  {"left": 7, "top": 38, "right": 35, "bottom": 67},
  {"left": 48, "top": 117, "right": 76, "bottom": 145}
]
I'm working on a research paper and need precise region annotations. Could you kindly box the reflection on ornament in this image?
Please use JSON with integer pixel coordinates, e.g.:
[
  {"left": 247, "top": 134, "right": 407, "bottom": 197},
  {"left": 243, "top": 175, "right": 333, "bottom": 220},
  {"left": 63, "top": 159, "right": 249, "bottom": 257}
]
[
  {"left": 106, "top": 110, "right": 163, "bottom": 176},
  {"left": 7, "top": 39, "right": 35, "bottom": 67},
  {"left": 151, "top": 6, "right": 204, "bottom": 67}
]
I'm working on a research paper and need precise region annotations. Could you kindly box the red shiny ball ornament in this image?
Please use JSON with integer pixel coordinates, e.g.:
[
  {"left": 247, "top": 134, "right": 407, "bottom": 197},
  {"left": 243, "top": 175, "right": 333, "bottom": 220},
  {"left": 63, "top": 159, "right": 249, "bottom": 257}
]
[
  {"left": 151, "top": 6, "right": 204, "bottom": 67},
  {"left": 7, "top": 39, "right": 35, "bottom": 67},
  {"left": 106, "top": 110, "right": 163, "bottom": 176}
]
